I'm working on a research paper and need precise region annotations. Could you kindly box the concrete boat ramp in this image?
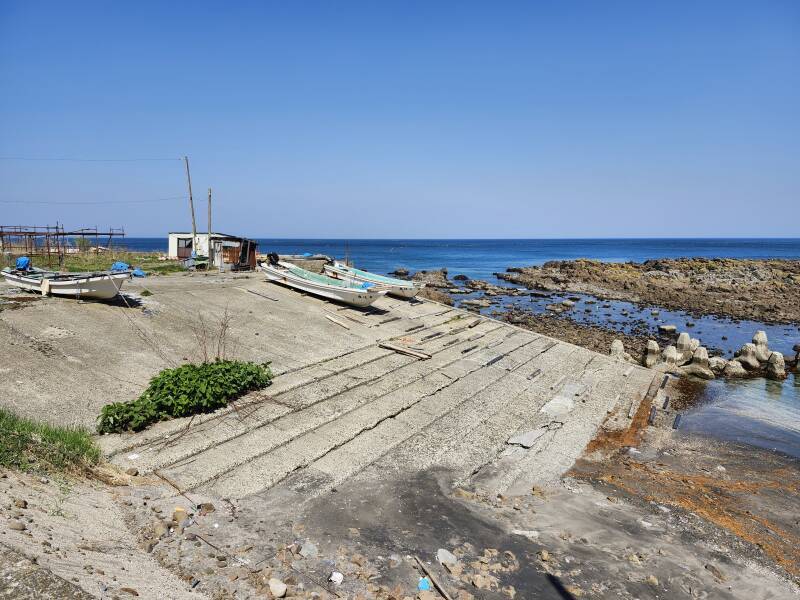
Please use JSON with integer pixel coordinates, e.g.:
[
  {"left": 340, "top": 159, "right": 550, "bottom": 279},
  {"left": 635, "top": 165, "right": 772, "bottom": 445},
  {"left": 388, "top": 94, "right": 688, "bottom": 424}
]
[{"left": 1, "top": 274, "right": 656, "bottom": 500}]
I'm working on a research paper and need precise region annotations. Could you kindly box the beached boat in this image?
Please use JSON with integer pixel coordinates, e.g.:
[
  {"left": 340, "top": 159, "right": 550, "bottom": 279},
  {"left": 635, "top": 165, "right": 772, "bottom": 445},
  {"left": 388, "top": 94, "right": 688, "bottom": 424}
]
[
  {"left": 259, "top": 260, "right": 388, "bottom": 307},
  {"left": 1, "top": 266, "right": 131, "bottom": 300},
  {"left": 323, "top": 261, "right": 423, "bottom": 299}
]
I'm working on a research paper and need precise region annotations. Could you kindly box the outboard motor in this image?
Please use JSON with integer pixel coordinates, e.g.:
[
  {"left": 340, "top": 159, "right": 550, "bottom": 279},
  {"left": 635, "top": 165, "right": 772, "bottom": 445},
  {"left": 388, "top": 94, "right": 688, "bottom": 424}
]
[{"left": 267, "top": 252, "right": 280, "bottom": 266}]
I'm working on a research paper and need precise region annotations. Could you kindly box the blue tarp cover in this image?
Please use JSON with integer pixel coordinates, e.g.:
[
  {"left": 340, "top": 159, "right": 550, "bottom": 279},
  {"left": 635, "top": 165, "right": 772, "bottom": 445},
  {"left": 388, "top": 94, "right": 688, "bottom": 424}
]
[
  {"left": 132, "top": 268, "right": 146, "bottom": 277},
  {"left": 15, "top": 256, "right": 30, "bottom": 271},
  {"left": 110, "top": 261, "right": 130, "bottom": 271}
]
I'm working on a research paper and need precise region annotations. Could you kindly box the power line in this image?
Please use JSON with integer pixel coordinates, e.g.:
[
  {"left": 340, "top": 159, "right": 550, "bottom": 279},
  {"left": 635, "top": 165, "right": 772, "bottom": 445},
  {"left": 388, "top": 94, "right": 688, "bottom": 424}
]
[
  {"left": 0, "top": 156, "right": 182, "bottom": 162},
  {"left": 0, "top": 196, "right": 187, "bottom": 205}
]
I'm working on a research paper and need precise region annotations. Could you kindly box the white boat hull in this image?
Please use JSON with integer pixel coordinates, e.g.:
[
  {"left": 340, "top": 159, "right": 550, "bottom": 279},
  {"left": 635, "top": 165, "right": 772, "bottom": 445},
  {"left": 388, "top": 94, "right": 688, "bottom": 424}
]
[
  {"left": 259, "top": 262, "right": 388, "bottom": 307},
  {"left": 2, "top": 271, "right": 131, "bottom": 300},
  {"left": 323, "top": 263, "right": 422, "bottom": 298}
]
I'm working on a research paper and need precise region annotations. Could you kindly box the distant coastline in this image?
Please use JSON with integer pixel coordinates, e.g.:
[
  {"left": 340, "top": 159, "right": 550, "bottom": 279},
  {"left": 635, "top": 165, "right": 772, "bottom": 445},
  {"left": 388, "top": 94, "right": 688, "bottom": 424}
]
[{"left": 118, "top": 237, "right": 800, "bottom": 281}]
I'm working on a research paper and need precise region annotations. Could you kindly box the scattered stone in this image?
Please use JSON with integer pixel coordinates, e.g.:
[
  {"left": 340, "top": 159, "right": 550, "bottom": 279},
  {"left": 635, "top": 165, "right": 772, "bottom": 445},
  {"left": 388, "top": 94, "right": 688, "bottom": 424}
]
[
  {"left": 418, "top": 591, "right": 437, "bottom": 600},
  {"left": 119, "top": 588, "right": 139, "bottom": 596},
  {"left": 153, "top": 520, "right": 169, "bottom": 539},
  {"left": 647, "top": 575, "right": 659, "bottom": 586},
  {"left": 437, "top": 548, "right": 458, "bottom": 567},
  {"left": 8, "top": 520, "right": 26, "bottom": 531},
  {"left": 13, "top": 498, "right": 27, "bottom": 509},
  {"left": 329, "top": 571, "right": 344, "bottom": 585},
  {"left": 125, "top": 467, "right": 139, "bottom": 476},
  {"left": 470, "top": 573, "right": 494, "bottom": 589},
  {"left": 173, "top": 507, "right": 189, "bottom": 526},
  {"left": 268, "top": 578, "right": 287, "bottom": 598},
  {"left": 658, "top": 324, "right": 677, "bottom": 334},
  {"left": 299, "top": 541, "right": 318, "bottom": 558},
  {"left": 198, "top": 502, "right": 215, "bottom": 515},
  {"left": 537, "top": 550, "right": 550, "bottom": 562}
]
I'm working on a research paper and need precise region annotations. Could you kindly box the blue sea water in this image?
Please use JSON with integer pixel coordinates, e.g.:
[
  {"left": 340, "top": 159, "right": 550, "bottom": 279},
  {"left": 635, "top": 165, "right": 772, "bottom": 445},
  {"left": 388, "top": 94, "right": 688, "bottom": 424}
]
[{"left": 123, "top": 238, "right": 800, "bottom": 281}]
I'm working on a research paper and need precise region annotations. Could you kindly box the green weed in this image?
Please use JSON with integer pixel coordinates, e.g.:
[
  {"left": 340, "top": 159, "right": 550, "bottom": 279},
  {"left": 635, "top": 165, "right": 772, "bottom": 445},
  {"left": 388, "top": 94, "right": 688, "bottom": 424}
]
[
  {"left": 97, "top": 360, "right": 272, "bottom": 434},
  {"left": 0, "top": 408, "right": 100, "bottom": 475}
]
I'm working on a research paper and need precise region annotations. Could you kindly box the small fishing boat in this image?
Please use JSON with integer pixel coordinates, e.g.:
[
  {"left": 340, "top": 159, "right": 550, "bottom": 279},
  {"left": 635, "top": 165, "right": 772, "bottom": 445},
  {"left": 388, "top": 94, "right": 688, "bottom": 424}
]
[
  {"left": 323, "top": 261, "right": 423, "bottom": 299},
  {"left": 1, "top": 263, "right": 131, "bottom": 300},
  {"left": 259, "top": 259, "right": 389, "bottom": 307}
]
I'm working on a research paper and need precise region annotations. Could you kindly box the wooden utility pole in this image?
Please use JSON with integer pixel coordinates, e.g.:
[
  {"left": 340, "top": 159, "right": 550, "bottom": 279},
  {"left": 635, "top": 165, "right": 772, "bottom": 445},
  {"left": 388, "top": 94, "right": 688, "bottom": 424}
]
[
  {"left": 184, "top": 156, "right": 197, "bottom": 253},
  {"left": 207, "top": 187, "right": 212, "bottom": 264}
]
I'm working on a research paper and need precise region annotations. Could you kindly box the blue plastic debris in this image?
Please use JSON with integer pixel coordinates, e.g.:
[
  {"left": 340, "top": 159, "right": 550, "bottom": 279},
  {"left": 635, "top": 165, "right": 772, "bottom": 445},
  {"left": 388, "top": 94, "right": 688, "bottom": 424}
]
[
  {"left": 15, "top": 256, "right": 31, "bottom": 271},
  {"left": 132, "top": 268, "right": 146, "bottom": 277},
  {"left": 360, "top": 281, "right": 374, "bottom": 289},
  {"left": 110, "top": 261, "right": 130, "bottom": 271},
  {"left": 418, "top": 577, "right": 431, "bottom": 591}
]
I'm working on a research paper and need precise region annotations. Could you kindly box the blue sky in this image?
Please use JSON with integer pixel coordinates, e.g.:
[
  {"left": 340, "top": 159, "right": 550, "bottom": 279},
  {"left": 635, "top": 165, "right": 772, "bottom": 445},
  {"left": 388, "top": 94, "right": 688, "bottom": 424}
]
[{"left": 1, "top": 1, "right": 798, "bottom": 238}]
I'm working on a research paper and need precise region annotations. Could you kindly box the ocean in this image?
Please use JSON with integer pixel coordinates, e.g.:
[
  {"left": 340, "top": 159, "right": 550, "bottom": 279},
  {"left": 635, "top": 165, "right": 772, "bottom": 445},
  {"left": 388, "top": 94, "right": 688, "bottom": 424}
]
[{"left": 122, "top": 238, "right": 800, "bottom": 281}]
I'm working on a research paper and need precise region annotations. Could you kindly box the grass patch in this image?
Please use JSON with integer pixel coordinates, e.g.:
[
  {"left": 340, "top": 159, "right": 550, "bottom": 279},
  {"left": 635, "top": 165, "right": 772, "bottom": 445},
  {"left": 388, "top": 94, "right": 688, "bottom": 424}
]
[
  {"left": 0, "top": 408, "right": 100, "bottom": 475},
  {"left": 1, "top": 251, "right": 185, "bottom": 275},
  {"left": 97, "top": 360, "right": 273, "bottom": 434}
]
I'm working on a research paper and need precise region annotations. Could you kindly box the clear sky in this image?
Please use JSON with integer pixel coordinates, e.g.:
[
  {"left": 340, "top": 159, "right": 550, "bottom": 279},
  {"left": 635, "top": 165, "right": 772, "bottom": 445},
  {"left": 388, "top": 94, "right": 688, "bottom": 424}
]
[{"left": 1, "top": 1, "right": 798, "bottom": 238}]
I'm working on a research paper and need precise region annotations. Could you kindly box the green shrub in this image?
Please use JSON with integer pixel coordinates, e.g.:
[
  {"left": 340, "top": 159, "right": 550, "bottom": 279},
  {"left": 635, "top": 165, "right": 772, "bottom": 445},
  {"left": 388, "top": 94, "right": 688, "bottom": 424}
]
[
  {"left": 97, "top": 360, "right": 272, "bottom": 434},
  {"left": 0, "top": 408, "right": 100, "bottom": 474}
]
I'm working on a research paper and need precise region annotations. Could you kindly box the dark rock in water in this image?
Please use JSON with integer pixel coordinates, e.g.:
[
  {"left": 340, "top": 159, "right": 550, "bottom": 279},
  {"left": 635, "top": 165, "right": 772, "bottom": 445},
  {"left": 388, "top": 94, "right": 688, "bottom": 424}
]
[
  {"left": 412, "top": 269, "right": 449, "bottom": 288},
  {"left": 389, "top": 267, "right": 409, "bottom": 278},
  {"left": 453, "top": 274, "right": 470, "bottom": 281},
  {"left": 417, "top": 287, "right": 454, "bottom": 306}
]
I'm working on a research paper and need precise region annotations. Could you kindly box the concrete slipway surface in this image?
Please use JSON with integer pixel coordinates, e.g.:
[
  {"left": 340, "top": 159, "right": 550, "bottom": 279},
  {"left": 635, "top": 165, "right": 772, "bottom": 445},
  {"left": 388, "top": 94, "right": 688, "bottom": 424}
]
[
  {"left": 1, "top": 273, "right": 652, "bottom": 497},
  {"left": 2, "top": 274, "right": 796, "bottom": 599}
]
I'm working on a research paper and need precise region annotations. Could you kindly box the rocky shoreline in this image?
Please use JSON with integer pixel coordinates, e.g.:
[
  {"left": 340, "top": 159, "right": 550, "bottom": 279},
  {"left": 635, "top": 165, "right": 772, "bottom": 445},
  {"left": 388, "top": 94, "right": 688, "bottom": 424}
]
[{"left": 496, "top": 257, "right": 800, "bottom": 324}]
